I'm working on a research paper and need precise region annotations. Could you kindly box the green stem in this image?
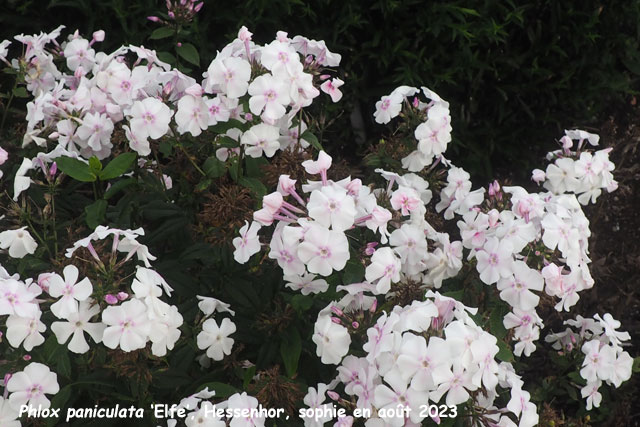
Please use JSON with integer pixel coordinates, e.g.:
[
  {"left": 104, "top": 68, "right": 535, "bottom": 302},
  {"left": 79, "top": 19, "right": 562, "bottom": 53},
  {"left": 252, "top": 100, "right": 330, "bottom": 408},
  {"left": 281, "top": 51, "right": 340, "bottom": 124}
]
[
  {"left": 25, "top": 217, "right": 53, "bottom": 259},
  {"left": 50, "top": 184, "right": 59, "bottom": 255},
  {"left": 178, "top": 144, "right": 206, "bottom": 176},
  {"left": 1, "top": 87, "right": 16, "bottom": 133}
]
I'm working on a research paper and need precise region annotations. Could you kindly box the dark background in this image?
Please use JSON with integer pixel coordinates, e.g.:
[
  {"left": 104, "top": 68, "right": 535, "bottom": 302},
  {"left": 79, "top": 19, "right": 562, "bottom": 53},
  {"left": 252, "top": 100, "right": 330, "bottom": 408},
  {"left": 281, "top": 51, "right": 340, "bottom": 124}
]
[{"left": 2, "top": 0, "right": 639, "bottom": 182}]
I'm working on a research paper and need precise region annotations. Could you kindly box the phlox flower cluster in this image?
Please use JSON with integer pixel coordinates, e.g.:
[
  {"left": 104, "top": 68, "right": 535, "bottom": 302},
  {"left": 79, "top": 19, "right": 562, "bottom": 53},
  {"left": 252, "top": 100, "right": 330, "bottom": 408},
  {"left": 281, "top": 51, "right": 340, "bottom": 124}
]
[
  {"left": 545, "top": 313, "right": 633, "bottom": 410},
  {"left": 373, "top": 86, "right": 452, "bottom": 172},
  {"left": 233, "top": 83, "right": 632, "bottom": 424},
  {"left": 531, "top": 129, "right": 617, "bottom": 205},
  {"left": 158, "top": 387, "right": 275, "bottom": 427},
  {"left": 4, "top": 25, "right": 341, "bottom": 203},
  {"left": 304, "top": 292, "right": 540, "bottom": 427}
]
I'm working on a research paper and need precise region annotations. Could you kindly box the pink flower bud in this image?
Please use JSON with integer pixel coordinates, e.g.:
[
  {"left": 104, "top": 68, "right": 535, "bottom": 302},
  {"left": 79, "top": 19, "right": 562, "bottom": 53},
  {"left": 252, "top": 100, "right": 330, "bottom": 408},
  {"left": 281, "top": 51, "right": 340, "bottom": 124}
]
[
  {"left": 531, "top": 169, "right": 546, "bottom": 184},
  {"left": 560, "top": 135, "right": 573, "bottom": 150},
  {"left": 184, "top": 83, "right": 203, "bottom": 97},
  {"left": 276, "top": 31, "right": 289, "bottom": 42},
  {"left": 351, "top": 321, "right": 359, "bottom": 329},
  {"left": 327, "top": 391, "right": 340, "bottom": 401},
  {"left": 3, "top": 373, "right": 11, "bottom": 386},
  {"left": 92, "top": 30, "right": 105, "bottom": 42},
  {"left": 238, "top": 26, "right": 253, "bottom": 42},
  {"left": 253, "top": 208, "right": 274, "bottom": 226},
  {"left": 346, "top": 179, "right": 362, "bottom": 196},
  {"left": 412, "top": 97, "right": 419, "bottom": 108},
  {"left": 117, "top": 292, "right": 129, "bottom": 301},
  {"left": 244, "top": 112, "right": 253, "bottom": 121},
  {"left": 277, "top": 175, "right": 297, "bottom": 195},
  {"left": 331, "top": 306, "right": 344, "bottom": 317},
  {"left": 319, "top": 74, "right": 331, "bottom": 81},
  {"left": 49, "top": 162, "right": 57, "bottom": 178},
  {"left": 147, "top": 16, "right": 161, "bottom": 22},
  {"left": 331, "top": 317, "right": 342, "bottom": 324},
  {"left": 194, "top": 2, "right": 203, "bottom": 12},
  {"left": 23, "top": 355, "right": 31, "bottom": 361},
  {"left": 105, "top": 294, "right": 118, "bottom": 305},
  {"left": 365, "top": 242, "right": 378, "bottom": 256},
  {"left": 262, "top": 192, "right": 284, "bottom": 214},
  {"left": 369, "top": 299, "right": 377, "bottom": 313},
  {"left": 168, "top": 11, "right": 176, "bottom": 19},
  {"left": 0, "top": 147, "right": 8, "bottom": 165},
  {"left": 176, "top": 42, "right": 182, "bottom": 47}
]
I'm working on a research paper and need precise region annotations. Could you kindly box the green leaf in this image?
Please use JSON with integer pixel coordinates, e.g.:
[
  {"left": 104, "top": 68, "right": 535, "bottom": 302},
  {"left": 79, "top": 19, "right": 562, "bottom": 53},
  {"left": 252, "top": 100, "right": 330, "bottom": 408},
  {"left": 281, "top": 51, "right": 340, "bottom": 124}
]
[
  {"left": 45, "top": 386, "right": 71, "bottom": 427},
  {"left": 215, "top": 135, "right": 240, "bottom": 148},
  {"left": 55, "top": 156, "right": 96, "bottom": 182},
  {"left": 238, "top": 176, "right": 267, "bottom": 199},
  {"left": 203, "top": 157, "right": 226, "bottom": 178},
  {"left": 301, "top": 130, "right": 323, "bottom": 151},
  {"left": 103, "top": 177, "right": 136, "bottom": 199},
  {"left": 290, "top": 294, "right": 313, "bottom": 312},
  {"left": 489, "top": 304, "right": 508, "bottom": 339},
  {"left": 85, "top": 199, "right": 107, "bottom": 229},
  {"left": 245, "top": 156, "right": 268, "bottom": 178},
  {"left": 196, "top": 177, "right": 213, "bottom": 191},
  {"left": 157, "top": 51, "right": 176, "bottom": 65},
  {"left": 57, "top": 350, "right": 72, "bottom": 378},
  {"left": 280, "top": 327, "right": 302, "bottom": 377},
  {"left": 12, "top": 86, "right": 29, "bottom": 98},
  {"left": 99, "top": 152, "right": 137, "bottom": 180},
  {"left": 88, "top": 156, "right": 102, "bottom": 173},
  {"left": 496, "top": 339, "right": 514, "bottom": 362},
  {"left": 196, "top": 382, "right": 238, "bottom": 398},
  {"left": 149, "top": 26, "right": 174, "bottom": 40},
  {"left": 176, "top": 42, "right": 200, "bottom": 66},
  {"left": 210, "top": 118, "right": 246, "bottom": 134},
  {"left": 342, "top": 258, "right": 365, "bottom": 284}
]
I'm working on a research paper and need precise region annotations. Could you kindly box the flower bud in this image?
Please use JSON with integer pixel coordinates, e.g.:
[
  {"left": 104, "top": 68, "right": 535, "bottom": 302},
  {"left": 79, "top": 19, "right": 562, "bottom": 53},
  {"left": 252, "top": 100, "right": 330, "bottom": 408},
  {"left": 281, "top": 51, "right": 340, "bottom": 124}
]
[
  {"left": 331, "top": 306, "right": 344, "bottom": 317},
  {"left": 117, "top": 292, "right": 129, "bottom": 301},
  {"left": 0, "top": 147, "right": 8, "bottom": 165},
  {"left": 23, "top": 355, "right": 31, "bottom": 361},
  {"left": 105, "top": 294, "right": 118, "bottom": 305},
  {"left": 92, "top": 30, "right": 105, "bottom": 42},
  {"left": 147, "top": 16, "right": 161, "bottom": 22},
  {"left": 327, "top": 391, "right": 340, "bottom": 401},
  {"left": 49, "top": 162, "right": 57, "bottom": 178},
  {"left": 531, "top": 169, "right": 546, "bottom": 184}
]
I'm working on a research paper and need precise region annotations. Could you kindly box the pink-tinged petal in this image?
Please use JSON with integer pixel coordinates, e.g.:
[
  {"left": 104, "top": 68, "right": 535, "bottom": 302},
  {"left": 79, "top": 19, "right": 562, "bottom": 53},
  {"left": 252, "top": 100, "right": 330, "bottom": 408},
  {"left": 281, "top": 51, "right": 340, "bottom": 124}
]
[
  {"left": 73, "top": 278, "right": 93, "bottom": 301},
  {"left": 6, "top": 372, "right": 30, "bottom": 392},
  {"left": 28, "top": 393, "right": 51, "bottom": 410},
  {"left": 51, "top": 321, "right": 75, "bottom": 344},
  {"left": 101, "top": 306, "right": 124, "bottom": 325},
  {"left": 102, "top": 326, "right": 121, "bottom": 349},
  {"left": 84, "top": 323, "right": 106, "bottom": 343},
  {"left": 8, "top": 391, "right": 30, "bottom": 409},
  {"left": 39, "top": 372, "right": 59, "bottom": 395},
  {"left": 68, "top": 330, "right": 90, "bottom": 354},
  {"left": 120, "top": 330, "right": 146, "bottom": 352},
  {"left": 47, "top": 274, "right": 66, "bottom": 297},
  {"left": 62, "top": 264, "right": 79, "bottom": 286}
]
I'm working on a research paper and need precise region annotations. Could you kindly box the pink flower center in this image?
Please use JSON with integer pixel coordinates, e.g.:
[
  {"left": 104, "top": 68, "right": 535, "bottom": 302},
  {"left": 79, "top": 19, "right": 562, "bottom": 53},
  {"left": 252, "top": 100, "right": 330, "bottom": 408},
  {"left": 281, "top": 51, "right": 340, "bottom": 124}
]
[
  {"left": 264, "top": 90, "right": 277, "bottom": 102},
  {"left": 318, "top": 246, "right": 331, "bottom": 258},
  {"left": 488, "top": 253, "right": 499, "bottom": 266}
]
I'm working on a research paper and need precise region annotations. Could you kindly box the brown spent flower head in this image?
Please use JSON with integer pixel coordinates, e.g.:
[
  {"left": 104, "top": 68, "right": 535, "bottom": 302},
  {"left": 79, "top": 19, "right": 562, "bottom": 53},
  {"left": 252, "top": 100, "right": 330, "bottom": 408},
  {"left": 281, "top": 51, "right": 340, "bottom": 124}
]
[
  {"left": 249, "top": 365, "right": 303, "bottom": 417},
  {"left": 196, "top": 181, "right": 254, "bottom": 244}
]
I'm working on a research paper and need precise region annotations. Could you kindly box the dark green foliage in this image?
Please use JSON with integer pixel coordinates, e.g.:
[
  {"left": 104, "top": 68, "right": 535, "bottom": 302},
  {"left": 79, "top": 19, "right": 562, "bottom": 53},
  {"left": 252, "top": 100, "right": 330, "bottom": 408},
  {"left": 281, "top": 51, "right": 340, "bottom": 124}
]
[{"left": 2, "top": 0, "right": 639, "bottom": 180}]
